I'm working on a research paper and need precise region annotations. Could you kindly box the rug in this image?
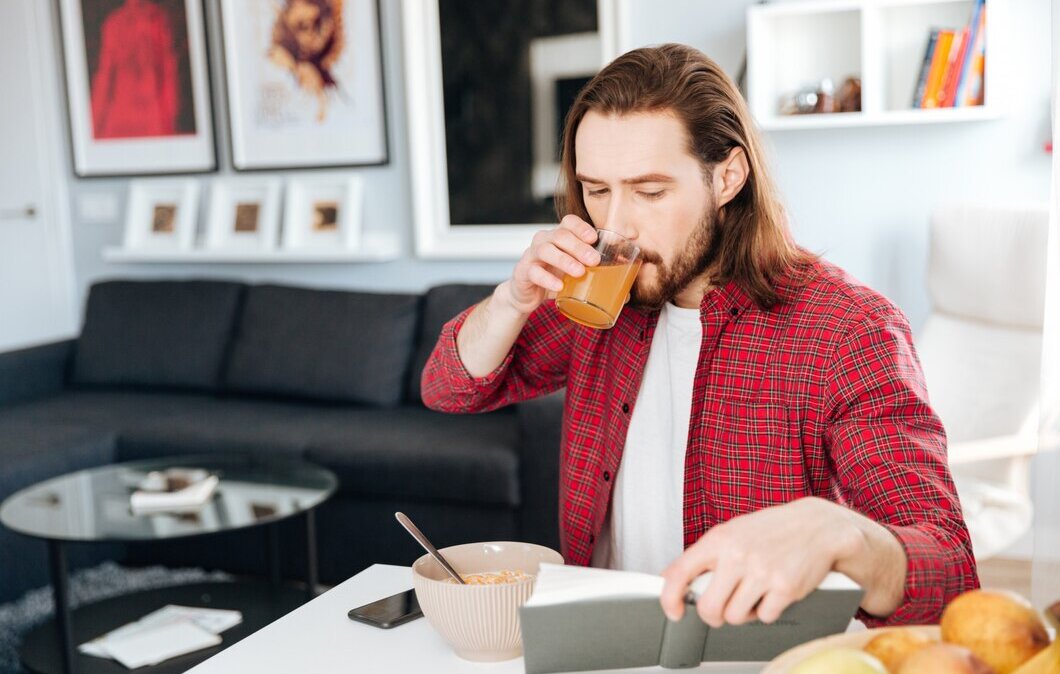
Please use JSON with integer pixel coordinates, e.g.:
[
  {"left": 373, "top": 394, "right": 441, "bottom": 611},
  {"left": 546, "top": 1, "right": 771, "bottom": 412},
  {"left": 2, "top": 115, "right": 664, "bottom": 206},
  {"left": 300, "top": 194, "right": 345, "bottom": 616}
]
[{"left": 0, "top": 562, "right": 231, "bottom": 674}]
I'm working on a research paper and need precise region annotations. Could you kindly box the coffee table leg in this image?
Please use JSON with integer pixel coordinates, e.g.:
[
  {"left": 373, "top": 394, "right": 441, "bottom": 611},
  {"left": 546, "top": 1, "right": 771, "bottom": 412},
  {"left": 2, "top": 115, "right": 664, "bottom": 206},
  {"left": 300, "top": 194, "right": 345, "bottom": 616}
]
[
  {"left": 48, "top": 540, "right": 74, "bottom": 674},
  {"left": 305, "top": 509, "right": 318, "bottom": 600},
  {"left": 266, "top": 523, "right": 281, "bottom": 585}
]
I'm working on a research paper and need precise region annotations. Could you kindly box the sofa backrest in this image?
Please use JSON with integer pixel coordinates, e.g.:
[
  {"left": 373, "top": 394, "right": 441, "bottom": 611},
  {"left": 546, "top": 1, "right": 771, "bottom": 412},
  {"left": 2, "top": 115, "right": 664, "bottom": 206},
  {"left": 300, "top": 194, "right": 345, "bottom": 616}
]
[
  {"left": 72, "top": 279, "right": 490, "bottom": 406},
  {"left": 406, "top": 283, "right": 496, "bottom": 404},
  {"left": 223, "top": 284, "right": 421, "bottom": 406},
  {"left": 72, "top": 280, "right": 245, "bottom": 392}
]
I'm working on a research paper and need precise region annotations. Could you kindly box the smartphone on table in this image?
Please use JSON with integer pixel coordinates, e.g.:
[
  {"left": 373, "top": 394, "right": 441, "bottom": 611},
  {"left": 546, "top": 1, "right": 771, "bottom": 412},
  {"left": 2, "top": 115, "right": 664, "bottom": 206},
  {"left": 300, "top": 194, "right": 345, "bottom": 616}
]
[{"left": 347, "top": 588, "right": 422, "bottom": 629}]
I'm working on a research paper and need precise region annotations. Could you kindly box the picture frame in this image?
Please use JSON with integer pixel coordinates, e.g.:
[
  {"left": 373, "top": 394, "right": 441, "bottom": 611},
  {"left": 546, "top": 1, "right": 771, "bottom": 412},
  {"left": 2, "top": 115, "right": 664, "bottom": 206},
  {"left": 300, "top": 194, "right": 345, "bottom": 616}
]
[
  {"left": 281, "top": 175, "right": 363, "bottom": 251},
  {"left": 402, "top": 0, "right": 622, "bottom": 258},
  {"left": 219, "top": 0, "right": 389, "bottom": 170},
  {"left": 205, "top": 178, "right": 282, "bottom": 251},
  {"left": 529, "top": 32, "right": 602, "bottom": 201},
  {"left": 122, "top": 179, "right": 200, "bottom": 251},
  {"left": 58, "top": 0, "right": 216, "bottom": 177}
]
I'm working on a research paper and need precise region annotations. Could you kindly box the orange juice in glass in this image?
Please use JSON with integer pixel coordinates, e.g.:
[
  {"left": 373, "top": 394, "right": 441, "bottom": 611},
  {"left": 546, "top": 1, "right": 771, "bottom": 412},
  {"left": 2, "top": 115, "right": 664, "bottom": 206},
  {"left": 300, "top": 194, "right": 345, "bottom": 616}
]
[{"left": 555, "top": 229, "right": 641, "bottom": 329}]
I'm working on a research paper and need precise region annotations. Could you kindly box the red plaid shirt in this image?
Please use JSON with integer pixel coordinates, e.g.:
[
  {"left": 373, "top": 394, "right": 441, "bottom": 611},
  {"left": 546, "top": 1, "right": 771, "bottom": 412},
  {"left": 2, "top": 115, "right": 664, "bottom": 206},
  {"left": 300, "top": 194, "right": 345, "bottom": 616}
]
[{"left": 422, "top": 260, "right": 978, "bottom": 626}]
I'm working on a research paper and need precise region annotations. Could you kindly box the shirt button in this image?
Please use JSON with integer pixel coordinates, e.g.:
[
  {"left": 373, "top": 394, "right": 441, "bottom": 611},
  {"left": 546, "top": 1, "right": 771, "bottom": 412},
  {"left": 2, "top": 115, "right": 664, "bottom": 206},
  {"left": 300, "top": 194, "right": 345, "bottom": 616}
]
[
  {"left": 603, "top": 470, "right": 611, "bottom": 482},
  {"left": 589, "top": 534, "right": 595, "bottom": 544},
  {"left": 621, "top": 403, "right": 630, "bottom": 414},
  {"left": 639, "top": 329, "right": 646, "bottom": 340},
  {"left": 729, "top": 307, "right": 739, "bottom": 317}
]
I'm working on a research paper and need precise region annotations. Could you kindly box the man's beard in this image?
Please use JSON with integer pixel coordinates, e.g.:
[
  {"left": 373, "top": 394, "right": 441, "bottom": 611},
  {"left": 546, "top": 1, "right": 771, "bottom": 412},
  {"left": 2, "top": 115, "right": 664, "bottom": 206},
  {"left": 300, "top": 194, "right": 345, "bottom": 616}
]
[{"left": 630, "top": 206, "right": 720, "bottom": 311}]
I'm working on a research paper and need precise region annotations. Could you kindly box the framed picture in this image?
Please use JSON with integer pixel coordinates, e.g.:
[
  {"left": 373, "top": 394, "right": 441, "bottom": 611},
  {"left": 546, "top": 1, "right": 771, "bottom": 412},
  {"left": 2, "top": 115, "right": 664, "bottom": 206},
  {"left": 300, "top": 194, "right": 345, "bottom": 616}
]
[
  {"left": 403, "top": 0, "right": 621, "bottom": 258},
  {"left": 58, "top": 0, "right": 216, "bottom": 177},
  {"left": 282, "top": 175, "right": 363, "bottom": 250},
  {"left": 205, "top": 178, "right": 282, "bottom": 250},
  {"left": 122, "top": 179, "right": 200, "bottom": 250},
  {"left": 220, "top": 0, "right": 388, "bottom": 170}
]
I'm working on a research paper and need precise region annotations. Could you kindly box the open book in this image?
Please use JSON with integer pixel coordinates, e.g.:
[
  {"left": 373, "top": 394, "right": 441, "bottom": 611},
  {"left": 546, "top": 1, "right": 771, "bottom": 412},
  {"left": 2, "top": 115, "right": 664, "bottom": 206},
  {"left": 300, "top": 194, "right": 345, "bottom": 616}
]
[{"left": 518, "top": 564, "right": 863, "bottom": 673}]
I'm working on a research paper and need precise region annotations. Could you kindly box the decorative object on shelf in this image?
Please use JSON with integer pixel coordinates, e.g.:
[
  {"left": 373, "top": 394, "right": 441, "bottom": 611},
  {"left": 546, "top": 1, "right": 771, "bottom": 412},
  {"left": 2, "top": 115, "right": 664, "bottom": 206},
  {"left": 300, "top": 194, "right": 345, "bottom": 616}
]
[
  {"left": 404, "top": 0, "right": 618, "bottom": 257},
  {"left": 219, "top": 0, "right": 388, "bottom": 170},
  {"left": 122, "top": 179, "right": 200, "bottom": 251},
  {"left": 205, "top": 178, "right": 282, "bottom": 251},
  {"left": 281, "top": 175, "right": 363, "bottom": 251},
  {"left": 58, "top": 0, "right": 216, "bottom": 177}
]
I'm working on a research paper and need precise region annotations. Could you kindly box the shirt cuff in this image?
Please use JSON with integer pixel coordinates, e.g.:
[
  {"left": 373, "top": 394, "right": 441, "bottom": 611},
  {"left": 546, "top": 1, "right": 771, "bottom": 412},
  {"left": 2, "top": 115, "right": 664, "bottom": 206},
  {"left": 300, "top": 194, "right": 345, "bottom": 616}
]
[
  {"left": 436, "top": 305, "right": 516, "bottom": 396},
  {"left": 859, "top": 524, "right": 948, "bottom": 627}
]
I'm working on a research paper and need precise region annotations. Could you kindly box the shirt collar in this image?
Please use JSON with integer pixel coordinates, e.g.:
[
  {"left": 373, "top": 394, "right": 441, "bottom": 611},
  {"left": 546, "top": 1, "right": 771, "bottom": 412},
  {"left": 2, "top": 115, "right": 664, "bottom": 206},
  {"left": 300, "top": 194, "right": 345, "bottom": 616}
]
[{"left": 700, "top": 279, "right": 755, "bottom": 319}]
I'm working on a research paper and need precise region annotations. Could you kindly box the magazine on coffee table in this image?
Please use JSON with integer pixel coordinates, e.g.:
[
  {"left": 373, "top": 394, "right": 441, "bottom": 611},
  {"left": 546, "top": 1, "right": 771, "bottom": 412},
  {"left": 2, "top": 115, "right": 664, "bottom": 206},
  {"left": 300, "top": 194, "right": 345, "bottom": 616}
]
[{"left": 519, "top": 564, "right": 863, "bottom": 673}]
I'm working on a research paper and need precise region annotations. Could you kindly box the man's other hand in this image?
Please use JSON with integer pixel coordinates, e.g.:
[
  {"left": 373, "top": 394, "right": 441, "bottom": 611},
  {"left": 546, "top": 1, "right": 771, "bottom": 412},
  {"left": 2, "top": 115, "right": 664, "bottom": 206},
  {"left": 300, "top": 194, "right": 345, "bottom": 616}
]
[{"left": 658, "top": 497, "right": 907, "bottom": 627}]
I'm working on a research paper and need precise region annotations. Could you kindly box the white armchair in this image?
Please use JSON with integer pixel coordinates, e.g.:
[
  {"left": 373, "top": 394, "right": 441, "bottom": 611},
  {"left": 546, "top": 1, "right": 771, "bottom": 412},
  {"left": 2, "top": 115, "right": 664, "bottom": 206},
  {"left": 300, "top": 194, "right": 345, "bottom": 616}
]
[{"left": 916, "top": 204, "right": 1049, "bottom": 560}]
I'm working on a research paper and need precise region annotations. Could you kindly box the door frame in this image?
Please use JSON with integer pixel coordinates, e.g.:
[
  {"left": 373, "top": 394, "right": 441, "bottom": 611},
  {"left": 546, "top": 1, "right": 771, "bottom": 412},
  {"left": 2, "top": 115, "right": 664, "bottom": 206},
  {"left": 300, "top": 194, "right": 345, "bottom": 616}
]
[{"left": 6, "top": 0, "right": 78, "bottom": 346}]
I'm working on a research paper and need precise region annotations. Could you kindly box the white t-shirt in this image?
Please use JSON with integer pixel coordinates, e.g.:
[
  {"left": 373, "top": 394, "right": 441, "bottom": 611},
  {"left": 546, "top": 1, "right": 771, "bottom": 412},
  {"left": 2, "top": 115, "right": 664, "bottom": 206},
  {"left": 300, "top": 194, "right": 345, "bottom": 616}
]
[{"left": 591, "top": 302, "right": 703, "bottom": 574}]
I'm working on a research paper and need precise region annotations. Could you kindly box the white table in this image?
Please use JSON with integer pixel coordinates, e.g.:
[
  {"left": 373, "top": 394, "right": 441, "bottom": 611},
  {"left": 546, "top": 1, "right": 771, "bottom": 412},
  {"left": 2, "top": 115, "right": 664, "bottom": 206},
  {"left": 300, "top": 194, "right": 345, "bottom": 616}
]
[{"left": 187, "top": 564, "right": 767, "bottom": 674}]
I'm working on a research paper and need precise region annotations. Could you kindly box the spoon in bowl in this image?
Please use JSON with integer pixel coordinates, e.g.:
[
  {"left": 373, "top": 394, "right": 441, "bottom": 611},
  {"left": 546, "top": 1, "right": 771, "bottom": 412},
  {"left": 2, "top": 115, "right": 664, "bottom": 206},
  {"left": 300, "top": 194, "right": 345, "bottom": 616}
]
[{"left": 394, "top": 512, "right": 465, "bottom": 584}]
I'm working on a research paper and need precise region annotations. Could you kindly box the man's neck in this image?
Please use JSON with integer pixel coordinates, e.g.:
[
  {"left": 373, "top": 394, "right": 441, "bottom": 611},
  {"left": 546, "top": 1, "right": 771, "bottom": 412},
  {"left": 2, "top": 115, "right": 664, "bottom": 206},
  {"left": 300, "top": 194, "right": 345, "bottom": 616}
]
[{"left": 672, "top": 273, "right": 714, "bottom": 310}]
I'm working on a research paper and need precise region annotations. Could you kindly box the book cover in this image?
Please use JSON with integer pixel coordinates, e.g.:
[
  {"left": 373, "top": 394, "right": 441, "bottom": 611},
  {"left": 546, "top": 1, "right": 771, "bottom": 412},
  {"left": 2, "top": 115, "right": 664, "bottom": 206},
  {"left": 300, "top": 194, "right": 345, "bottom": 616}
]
[
  {"left": 921, "top": 29, "right": 955, "bottom": 108},
  {"left": 938, "top": 28, "right": 968, "bottom": 107},
  {"left": 953, "top": 0, "right": 986, "bottom": 105},
  {"left": 911, "top": 29, "right": 940, "bottom": 108},
  {"left": 960, "top": 5, "right": 987, "bottom": 106},
  {"left": 519, "top": 564, "right": 864, "bottom": 673}
]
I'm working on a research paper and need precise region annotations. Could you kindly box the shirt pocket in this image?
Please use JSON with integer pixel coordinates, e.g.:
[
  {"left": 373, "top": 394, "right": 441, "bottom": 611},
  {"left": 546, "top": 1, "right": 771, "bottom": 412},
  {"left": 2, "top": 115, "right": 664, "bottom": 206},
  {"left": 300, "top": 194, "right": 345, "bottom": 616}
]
[{"left": 688, "top": 396, "right": 811, "bottom": 523}]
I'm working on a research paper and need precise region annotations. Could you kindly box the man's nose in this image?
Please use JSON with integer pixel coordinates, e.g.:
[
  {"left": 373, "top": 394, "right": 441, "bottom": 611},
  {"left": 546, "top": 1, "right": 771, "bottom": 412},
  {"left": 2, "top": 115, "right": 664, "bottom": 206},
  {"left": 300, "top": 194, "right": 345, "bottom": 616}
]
[{"left": 603, "top": 195, "right": 638, "bottom": 240}]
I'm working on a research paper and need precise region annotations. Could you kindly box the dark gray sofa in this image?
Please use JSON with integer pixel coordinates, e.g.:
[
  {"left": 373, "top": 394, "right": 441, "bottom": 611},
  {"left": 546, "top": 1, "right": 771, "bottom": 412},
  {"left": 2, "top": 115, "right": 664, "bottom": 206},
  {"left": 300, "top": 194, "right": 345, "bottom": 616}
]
[{"left": 0, "top": 280, "right": 563, "bottom": 604}]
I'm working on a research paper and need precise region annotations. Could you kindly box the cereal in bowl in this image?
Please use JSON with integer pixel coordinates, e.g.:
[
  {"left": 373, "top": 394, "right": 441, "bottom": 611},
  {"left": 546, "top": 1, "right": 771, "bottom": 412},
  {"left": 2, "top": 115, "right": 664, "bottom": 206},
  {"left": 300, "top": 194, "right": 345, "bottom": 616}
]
[{"left": 444, "top": 570, "right": 532, "bottom": 585}]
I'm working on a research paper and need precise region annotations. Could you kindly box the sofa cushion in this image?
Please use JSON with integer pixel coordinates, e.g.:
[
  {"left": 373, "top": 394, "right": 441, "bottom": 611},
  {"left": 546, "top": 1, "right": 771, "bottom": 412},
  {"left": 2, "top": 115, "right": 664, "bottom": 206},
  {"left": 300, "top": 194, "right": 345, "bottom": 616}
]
[
  {"left": 305, "top": 405, "right": 520, "bottom": 507},
  {"left": 72, "top": 280, "right": 244, "bottom": 391},
  {"left": 406, "top": 284, "right": 495, "bottom": 404},
  {"left": 224, "top": 285, "right": 420, "bottom": 406}
]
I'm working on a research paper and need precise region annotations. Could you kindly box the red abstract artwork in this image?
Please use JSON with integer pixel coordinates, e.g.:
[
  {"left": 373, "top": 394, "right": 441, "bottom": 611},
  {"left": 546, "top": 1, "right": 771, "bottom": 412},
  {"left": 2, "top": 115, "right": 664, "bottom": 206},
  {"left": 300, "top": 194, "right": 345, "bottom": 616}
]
[{"left": 81, "top": 0, "right": 197, "bottom": 139}]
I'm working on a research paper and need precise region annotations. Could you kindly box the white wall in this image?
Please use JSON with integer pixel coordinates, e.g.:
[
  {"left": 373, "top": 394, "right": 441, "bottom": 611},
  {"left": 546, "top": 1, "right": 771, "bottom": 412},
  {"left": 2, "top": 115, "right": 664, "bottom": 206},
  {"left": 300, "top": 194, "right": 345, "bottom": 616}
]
[{"left": 62, "top": 0, "right": 1052, "bottom": 331}]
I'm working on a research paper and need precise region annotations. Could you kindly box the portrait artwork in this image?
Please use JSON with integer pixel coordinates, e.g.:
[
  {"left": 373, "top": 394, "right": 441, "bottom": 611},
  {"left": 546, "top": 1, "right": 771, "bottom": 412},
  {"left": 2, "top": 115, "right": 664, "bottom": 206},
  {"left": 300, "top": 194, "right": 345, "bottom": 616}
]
[
  {"left": 222, "top": 0, "right": 387, "bottom": 168},
  {"left": 80, "top": 0, "right": 197, "bottom": 140}
]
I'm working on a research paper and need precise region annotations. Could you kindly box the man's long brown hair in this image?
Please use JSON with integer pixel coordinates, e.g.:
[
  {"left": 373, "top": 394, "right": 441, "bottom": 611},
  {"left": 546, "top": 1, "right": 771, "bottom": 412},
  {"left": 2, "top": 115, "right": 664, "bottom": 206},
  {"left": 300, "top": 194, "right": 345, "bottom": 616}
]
[{"left": 557, "top": 44, "right": 814, "bottom": 310}]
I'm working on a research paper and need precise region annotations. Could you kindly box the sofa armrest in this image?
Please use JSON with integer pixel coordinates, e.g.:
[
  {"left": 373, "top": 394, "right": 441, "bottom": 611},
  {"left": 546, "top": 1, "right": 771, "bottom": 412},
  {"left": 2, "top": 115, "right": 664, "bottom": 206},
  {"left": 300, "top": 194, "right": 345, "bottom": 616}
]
[
  {"left": 515, "top": 390, "right": 564, "bottom": 552},
  {"left": 0, "top": 339, "right": 74, "bottom": 406}
]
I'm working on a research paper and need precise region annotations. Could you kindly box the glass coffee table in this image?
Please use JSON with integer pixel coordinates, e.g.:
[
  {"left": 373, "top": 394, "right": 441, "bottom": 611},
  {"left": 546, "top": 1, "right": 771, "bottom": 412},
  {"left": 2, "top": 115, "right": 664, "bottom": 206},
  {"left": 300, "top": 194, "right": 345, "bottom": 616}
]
[{"left": 0, "top": 454, "right": 337, "bottom": 674}]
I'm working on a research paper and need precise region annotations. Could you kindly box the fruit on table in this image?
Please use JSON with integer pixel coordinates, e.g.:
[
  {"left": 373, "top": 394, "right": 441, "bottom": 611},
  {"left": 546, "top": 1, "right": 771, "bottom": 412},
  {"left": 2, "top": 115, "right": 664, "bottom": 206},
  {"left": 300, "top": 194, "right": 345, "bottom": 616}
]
[
  {"left": 863, "top": 629, "right": 934, "bottom": 672},
  {"left": 1010, "top": 641, "right": 1060, "bottom": 674},
  {"left": 941, "top": 590, "right": 1050, "bottom": 674},
  {"left": 897, "top": 643, "right": 995, "bottom": 674},
  {"left": 790, "top": 647, "right": 887, "bottom": 674}
]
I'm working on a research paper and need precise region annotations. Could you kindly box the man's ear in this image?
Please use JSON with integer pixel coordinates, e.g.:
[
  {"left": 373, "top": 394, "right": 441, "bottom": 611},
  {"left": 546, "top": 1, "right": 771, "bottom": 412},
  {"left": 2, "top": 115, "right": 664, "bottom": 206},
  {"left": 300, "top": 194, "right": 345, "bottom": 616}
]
[{"left": 712, "top": 146, "right": 750, "bottom": 209}]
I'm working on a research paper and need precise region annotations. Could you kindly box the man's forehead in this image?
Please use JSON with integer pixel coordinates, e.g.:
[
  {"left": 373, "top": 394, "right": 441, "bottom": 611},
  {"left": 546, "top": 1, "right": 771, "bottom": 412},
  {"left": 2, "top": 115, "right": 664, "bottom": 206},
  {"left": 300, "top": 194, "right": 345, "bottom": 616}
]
[{"left": 574, "top": 109, "right": 692, "bottom": 180}]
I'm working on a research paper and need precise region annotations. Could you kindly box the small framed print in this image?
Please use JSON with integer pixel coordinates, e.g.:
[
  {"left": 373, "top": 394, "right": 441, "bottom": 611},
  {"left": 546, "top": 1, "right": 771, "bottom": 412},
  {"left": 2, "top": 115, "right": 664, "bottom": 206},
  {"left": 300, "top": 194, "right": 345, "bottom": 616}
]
[
  {"left": 282, "top": 175, "right": 363, "bottom": 250},
  {"left": 122, "top": 179, "right": 200, "bottom": 250},
  {"left": 205, "top": 178, "right": 282, "bottom": 250}
]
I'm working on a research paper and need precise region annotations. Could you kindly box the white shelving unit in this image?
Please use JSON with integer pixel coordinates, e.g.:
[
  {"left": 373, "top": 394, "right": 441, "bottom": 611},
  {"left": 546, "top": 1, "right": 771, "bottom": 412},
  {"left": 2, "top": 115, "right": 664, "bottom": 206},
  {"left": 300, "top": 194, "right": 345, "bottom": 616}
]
[
  {"left": 103, "top": 231, "right": 402, "bottom": 264},
  {"left": 747, "top": 0, "right": 1001, "bottom": 130}
]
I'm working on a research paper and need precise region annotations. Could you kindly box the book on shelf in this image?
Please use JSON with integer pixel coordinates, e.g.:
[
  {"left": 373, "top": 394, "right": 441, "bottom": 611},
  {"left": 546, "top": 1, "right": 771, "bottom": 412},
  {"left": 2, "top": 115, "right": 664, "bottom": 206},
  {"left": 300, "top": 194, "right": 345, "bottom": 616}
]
[
  {"left": 518, "top": 563, "right": 863, "bottom": 674},
  {"left": 954, "top": 0, "right": 986, "bottom": 105},
  {"left": 912, "top": 0, "right": 986, "bottom": 109},
  {"left": 911, "top": 29, "right": 939, "bottom": 108},
  {"left": 937, "top": 27, "right": 968, "bottom": 107},
  {"left": 920, "top": 29, "right": 954, "bottom": 108}
]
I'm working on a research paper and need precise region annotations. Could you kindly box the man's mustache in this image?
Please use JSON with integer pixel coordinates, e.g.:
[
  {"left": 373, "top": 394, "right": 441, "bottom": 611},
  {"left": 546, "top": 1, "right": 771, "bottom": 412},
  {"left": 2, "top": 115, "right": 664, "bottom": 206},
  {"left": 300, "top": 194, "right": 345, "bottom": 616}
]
[{"left": 638, "top": 249, "right": 663, "bottom": 265}]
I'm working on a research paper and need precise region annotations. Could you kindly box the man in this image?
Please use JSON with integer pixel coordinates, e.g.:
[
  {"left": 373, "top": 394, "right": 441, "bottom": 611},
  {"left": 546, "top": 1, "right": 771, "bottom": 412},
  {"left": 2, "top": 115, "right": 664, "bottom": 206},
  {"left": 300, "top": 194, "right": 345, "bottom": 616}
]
[{"left": 422, "top": 44, "right": 977, "bottom": 628}]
